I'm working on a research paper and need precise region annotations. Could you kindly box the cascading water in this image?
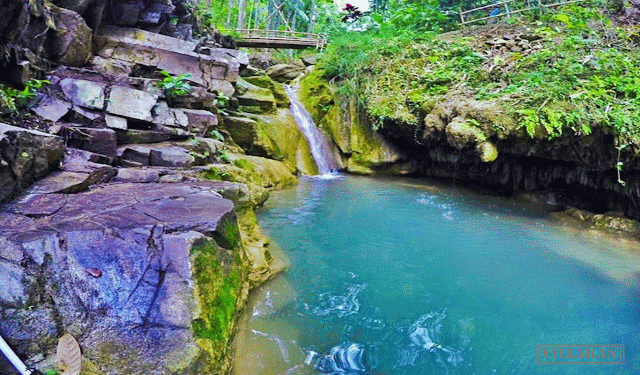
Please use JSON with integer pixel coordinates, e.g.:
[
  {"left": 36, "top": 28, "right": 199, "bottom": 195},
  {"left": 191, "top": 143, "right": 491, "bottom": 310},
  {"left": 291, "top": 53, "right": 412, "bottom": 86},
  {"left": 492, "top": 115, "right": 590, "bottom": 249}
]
[{"left": 285, "top": 85, "right": 339, "bottom": 176}]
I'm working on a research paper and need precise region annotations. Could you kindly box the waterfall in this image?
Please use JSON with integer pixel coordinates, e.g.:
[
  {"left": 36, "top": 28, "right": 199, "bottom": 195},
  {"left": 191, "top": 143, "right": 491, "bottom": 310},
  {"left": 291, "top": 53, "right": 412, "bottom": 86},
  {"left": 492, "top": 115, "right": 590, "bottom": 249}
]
[{"left": 285, "top": 85, "right": 338, "bottom": 176}]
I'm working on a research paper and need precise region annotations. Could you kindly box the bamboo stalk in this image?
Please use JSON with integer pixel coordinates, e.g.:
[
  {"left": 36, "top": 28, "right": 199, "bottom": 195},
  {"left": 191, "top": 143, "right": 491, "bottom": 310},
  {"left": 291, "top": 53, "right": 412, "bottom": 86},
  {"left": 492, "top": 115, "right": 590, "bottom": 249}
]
[{"left": 0, "top": 335, "right": 33, "bottom": 375}]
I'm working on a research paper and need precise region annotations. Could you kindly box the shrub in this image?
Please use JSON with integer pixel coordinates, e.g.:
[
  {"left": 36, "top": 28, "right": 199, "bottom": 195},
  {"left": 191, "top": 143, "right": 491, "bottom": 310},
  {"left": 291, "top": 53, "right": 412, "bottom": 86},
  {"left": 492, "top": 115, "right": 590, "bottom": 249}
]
[{"left": 156, "top": 71, "right": 192, "bottom": 105}]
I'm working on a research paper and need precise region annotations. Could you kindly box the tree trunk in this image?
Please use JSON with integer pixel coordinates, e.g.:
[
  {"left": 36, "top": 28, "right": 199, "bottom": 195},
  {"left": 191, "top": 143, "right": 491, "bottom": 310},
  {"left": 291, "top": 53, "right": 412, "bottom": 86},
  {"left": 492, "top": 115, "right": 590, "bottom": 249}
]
[
  {"left": 225, "top": 0, "right": 236, "bottom": 28},
  {"left": 237, "top": 0, "right": 247, "bottom": 29},
  {"left": 253, "top": 0, "right": 260, "bottom": 29},
  {"left": 307, "top": 0, "right": 316, "bottom": 33}
]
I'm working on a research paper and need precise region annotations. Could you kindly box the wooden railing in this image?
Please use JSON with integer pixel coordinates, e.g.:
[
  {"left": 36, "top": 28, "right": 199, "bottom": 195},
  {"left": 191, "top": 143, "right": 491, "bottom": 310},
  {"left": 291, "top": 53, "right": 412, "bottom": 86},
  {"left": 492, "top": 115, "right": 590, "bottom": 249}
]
[
  {"left": 459, "top": 0, "right": 587, "bottom": 25},
  {"left": 235, "top": 29, "right": 328, "bottom": 49}
]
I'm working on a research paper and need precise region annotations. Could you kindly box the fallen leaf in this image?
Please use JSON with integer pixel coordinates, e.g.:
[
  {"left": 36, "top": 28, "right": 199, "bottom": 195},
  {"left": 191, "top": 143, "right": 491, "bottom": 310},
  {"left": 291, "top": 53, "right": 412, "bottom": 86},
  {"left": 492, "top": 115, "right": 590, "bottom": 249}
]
[
  {"left": 57, "top": 333, "right": 81, "bottom": 375},
  {"left": 85, "top": 267, "right": 102, "bottom": 278}
]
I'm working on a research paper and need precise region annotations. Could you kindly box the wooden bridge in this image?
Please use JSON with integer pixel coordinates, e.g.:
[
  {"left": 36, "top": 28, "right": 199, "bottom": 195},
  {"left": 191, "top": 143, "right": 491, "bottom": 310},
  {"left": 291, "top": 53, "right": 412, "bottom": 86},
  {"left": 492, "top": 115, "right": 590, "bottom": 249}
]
[
  {"left": 459, "top": 0, "right": 587, "bottom": 25},
  {"left": 235, "top": 29, "right": 328, "bottom": 49}
]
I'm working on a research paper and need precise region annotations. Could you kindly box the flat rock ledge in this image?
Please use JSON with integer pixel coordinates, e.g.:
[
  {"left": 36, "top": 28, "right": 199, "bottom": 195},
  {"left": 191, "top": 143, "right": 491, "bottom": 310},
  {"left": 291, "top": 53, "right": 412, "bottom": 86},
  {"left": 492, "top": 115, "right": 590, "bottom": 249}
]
[{"left": 0, "top": 181, "right": 255, "bottom": 374}]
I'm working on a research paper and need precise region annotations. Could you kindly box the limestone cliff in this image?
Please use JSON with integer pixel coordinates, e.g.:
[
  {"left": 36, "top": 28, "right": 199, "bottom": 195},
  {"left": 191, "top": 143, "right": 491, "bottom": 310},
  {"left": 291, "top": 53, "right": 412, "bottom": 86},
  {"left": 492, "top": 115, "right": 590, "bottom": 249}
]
[{"left": 301, "top": 67, "right": 640, "bottom": 220}]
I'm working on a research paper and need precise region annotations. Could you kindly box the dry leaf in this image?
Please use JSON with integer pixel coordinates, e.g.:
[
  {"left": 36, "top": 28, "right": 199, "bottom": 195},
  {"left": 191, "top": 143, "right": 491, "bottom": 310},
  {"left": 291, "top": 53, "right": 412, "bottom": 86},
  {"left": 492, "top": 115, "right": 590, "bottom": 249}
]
[{"left": 57, "top": 333, "right": 81, "bottom": 375}]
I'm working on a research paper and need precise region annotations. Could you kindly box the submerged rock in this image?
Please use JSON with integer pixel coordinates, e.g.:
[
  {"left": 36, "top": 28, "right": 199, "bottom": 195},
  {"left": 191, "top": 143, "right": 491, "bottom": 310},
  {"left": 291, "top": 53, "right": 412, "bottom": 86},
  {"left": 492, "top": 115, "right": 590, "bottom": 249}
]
[{"left": 556, "top": 207, "right": 640, "bottom": 235}]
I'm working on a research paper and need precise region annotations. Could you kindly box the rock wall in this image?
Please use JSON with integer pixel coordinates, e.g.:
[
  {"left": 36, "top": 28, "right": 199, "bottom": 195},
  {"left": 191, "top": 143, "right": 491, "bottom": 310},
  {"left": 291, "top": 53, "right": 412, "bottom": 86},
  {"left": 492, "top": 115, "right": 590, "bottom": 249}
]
[
  {"left": 300, "top": 72, "right": 640, "bottom": 220},
  {"left": 298, "top": 69, "right": 409, "bottom": 175},
  {"left": 0, "top": 22, "right": 300, "bottom": 374}
]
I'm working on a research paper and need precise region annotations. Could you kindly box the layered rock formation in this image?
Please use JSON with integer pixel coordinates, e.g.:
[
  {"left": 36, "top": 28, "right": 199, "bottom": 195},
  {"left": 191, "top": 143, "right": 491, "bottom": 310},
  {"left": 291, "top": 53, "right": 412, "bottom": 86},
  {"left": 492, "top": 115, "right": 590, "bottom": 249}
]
[
  {"left": 1, "top": 182, "right": 253, "bottom": 374},
  {"left": 0, "top": 14, "right": 311, "bottom": 374}
]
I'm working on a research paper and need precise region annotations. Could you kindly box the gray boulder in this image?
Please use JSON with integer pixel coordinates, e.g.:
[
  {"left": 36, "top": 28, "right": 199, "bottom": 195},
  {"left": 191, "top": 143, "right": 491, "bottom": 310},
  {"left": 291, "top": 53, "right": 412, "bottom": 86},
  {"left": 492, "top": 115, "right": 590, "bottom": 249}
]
[
  {"left": 0, "top": 123, "right": 64, "bottom": 204},
  {"left": 115, "top": 168, "right": 160, "bottom": 182},
  {"left": 106, "top": 85, "right": 158, "bottom": 122},
  {"left": 60, "top": 78, "right": 106, "bottom": 109},
  {"left": 31, "top": 95, "right": 70, "bottom": 122},
  {"left": 149, "top": 147, "right": 195, "bottom": 167}
]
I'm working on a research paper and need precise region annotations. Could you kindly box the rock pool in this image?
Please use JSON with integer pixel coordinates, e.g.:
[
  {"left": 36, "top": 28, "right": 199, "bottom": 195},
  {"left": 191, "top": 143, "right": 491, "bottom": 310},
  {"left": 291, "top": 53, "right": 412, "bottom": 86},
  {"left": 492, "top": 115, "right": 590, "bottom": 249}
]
[{"left": 234, "top": 176, "right": 640, "bottom": 375}]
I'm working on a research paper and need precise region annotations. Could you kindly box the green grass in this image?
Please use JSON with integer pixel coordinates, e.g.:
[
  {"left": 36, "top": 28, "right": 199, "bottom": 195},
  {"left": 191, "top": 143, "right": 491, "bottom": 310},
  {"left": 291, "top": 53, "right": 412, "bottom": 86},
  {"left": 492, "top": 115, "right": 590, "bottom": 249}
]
[{"left": 315, "top": 2, "right": 640, "bottom": 144}]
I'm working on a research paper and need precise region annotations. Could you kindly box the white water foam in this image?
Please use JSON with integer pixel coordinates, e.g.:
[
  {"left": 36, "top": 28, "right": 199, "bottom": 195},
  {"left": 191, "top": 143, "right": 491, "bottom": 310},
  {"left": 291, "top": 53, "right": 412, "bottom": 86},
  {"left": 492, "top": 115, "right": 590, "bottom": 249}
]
[{"left": 285, "top": 85, "right": 339, "bottom": 177}]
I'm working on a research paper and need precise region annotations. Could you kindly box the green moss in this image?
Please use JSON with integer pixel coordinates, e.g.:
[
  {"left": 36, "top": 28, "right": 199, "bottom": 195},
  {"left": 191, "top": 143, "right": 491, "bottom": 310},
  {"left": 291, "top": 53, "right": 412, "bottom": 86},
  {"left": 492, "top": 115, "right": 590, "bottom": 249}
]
[
  {"left": 190, "top": 238, "right": 243, "bottom": 364},
  {"left": 234, "top": 158, "right": 256, "bottom": 172},
  {"left": 202, "top": 167, "right": 234, "bottom": 181},
  {"left": 299, "top": 68, "right": 334, "bottom": 124},
  {"left": 244, "top": 75, "right": 290, "bottom": 107},
  {"left": 213, "top": 217, "right": 241, "bottom": 250}
]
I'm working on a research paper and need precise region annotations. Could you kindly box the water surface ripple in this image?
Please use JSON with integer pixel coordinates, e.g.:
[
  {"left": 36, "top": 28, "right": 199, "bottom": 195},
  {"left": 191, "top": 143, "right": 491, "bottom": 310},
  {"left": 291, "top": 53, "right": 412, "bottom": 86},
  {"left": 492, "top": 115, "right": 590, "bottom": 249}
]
[{"left": 234, "top": 176, "right": 640, "bottom": 375}]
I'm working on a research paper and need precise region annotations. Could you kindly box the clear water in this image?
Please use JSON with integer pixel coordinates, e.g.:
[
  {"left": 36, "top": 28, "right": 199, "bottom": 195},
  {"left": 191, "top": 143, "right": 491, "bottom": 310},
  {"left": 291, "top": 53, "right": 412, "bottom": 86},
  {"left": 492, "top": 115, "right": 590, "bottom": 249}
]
[{"left": 234, "top": 176, "right": 640, "bottom": 375}]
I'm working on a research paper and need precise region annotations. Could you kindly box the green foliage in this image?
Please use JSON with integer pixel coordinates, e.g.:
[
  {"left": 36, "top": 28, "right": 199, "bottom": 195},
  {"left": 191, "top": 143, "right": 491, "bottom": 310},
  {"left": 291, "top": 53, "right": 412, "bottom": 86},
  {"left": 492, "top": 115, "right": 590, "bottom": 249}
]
[
  {"left": 481, "top": 4, "right": 640, "bottom": 141},
  {"left": 318, "top": 30, "right": 483, "bottom": 126},
  {"left": 44, "top": 370, "right": 60, "bottom": 375},
  {"left": 203, "top": 167, "right": 234, "bottom": 181},
  {"left": 156, "top": 71, "right": 192, "bottom": 103},
  {"left": 212, "top": 92, "right": 229, "bottom": 116},
  {"left": 219, "top": 152, "right": 231, "bottom": 163},
  {"left": 208, "top": 129, "right": 225, "bottom": 141},
  {"left": 319, "top": 2, "right": 640, "bottom": 144},
  {"left": 0, "top": 79, "right": 49, "bottom": 113},
  {"left": 234, "top": 158, "right": 256, "bottom": 172},
  {"left": 193, "top": 0, "right": 335, "bottom": 35},
  {"left": 385, "top": 0, "right": 458, "bottom": 34},
  {"left": 367, "top": 0, "right": 459, "bottom": 35}
]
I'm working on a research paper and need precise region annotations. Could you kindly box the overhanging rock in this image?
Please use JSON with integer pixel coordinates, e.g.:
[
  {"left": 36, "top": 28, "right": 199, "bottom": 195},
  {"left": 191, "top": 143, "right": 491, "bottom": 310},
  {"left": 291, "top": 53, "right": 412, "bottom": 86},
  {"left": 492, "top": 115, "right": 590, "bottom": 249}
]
[{"left": 95, "top": 26, "right": 241, "bottom": 96}]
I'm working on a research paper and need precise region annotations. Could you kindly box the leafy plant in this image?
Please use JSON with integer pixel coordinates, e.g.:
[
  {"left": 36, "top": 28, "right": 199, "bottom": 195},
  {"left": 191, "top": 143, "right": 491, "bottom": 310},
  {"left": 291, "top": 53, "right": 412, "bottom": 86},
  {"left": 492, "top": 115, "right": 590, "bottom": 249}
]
[
  {"left": 219, "top": 152, "right": 231, "bottom": 163},
  {"left": 208, "top": 129, "right": 225, "bottom": 141},
  {"left": 157, "top": 71, "right": 192, "bottom": 105},
  {"left": 0, "top": 79, "right": 50, "bottom": 113},
  {"left": 212, "top": 92, "right": 230, "bottom": 116}
]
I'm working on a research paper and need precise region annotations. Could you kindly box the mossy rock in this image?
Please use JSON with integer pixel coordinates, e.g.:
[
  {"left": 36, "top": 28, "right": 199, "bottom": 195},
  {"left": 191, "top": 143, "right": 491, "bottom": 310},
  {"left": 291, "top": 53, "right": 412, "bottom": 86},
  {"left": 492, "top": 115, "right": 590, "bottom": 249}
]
[
  {"left": 234, "top": 77, "right": 276, "bottom": 114},
  {"left": 561, "top": 207, "right": 640, "bottom": 235},
  {"left": 223, "top": 109, "right": 318, "bottom": 175},
  {"left": 344, "top": 98, "right": 404, "bottom": 173},
  {"left": 202, "top": 155, "right": 297, "bottom": 191},
  {"left": 244, "top": 75, "right": 290, "bottom": 107},
  {"left": 476, "top": 141, "right": 499, "bottom": 162},
  {"left": 223, "top": 115, "right": 281, "bottom": 159},
  {"left": 299, "top": 68, "right": 334, "bottom": 124},
  {"left": 190, "top": 237, "right": 244, "bottom": 368},
  {"left": 445, "top": 116, "right": 487, "bottom": 150}
]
